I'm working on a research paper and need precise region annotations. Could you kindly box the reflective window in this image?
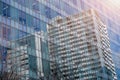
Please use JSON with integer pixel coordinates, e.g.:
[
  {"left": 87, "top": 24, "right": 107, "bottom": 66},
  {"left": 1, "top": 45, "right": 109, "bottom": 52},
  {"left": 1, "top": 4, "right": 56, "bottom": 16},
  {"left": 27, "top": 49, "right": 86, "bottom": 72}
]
[
  {"left": 33, "top": 17, "right": 40, "bottom": 31},
  {"left": 13, "top": 0, "right": 26, "bottom": 6},
  {"left": 2, "top": 25, "right": 11, "bottom": 40},
  {"left": 19, "top": 11, "right": 26, "bottom": 25},
  {"left": 40, "top": 21, "right": 46, "bottom": 32},
  {"left": 61, "top": 1, "right": 78, "bottom": 14},
  {"left": 1, "top": 0, "right": 10, "bottom": 4},
  {"left": 52, "top": 0, "right": 61, "bottom": 9},
  {"left": 45, "top": 6, "right": 51, "bottom": 19},
  {"left": 32, "top": 0, "right": 39, "bottom": 12},
  {"left": 18, "top": 30, "right": 27, "bottom": 38},
  {"left": 2, "top": 2, "right": 10, "bottom": 18}
]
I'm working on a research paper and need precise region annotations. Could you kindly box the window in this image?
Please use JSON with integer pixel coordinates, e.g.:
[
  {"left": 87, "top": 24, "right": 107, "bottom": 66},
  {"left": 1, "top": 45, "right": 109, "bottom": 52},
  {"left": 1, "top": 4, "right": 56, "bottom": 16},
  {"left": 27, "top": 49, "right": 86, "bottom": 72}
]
[
  {"left": 44, "top": 6, "right": 59, "bottom": 19},
  {"left": 1, "top": 0, "right": 10, "bottom": 4},
  {"left": 18, "top": 30, "right": 27, "bottom": 38},
  {"left": 2, "top": 2, "right": 10, "bottom": 18},
  {"left": 33, "top": 17, "right": 40, "bottom": 31},
  {"left": 0, "top": 25, "right": 2, "bottom": 38},
  {"left": 62, "top": 1, "right": 78, "bottom": 14},
  {"left": 40, "top": 21, "right": 46, "bottom": 32},
  {"left": 2, "top": 26, "right": 11, "bottom": 40},
  {"left": 19, "top": 11, "right": 26, "bottom": 25},
  {"left": 14, "top": 0, "right": 26, "bottom": 6},
  {"left": 53, "top": 0, "right": 61, "bottom": 9},
  {"left": 45, "top": 6, "right": 51, "bottom": 19},
  {"left": 32, "top": 0, "right": 39, "bottom": 12}
]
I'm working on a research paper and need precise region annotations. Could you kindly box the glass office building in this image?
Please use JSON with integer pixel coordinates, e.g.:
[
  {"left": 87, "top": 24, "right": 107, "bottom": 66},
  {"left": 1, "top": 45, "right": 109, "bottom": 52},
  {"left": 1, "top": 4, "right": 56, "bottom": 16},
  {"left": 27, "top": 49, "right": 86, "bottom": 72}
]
[
  {"left": 7, "top": 33, "right": 50, "bottom": 79},
  {"left": 0, "top": 0, "right": 79, "bottom": 79},
  {"left": 48, "top": 9, "right": 117, "bottom": 80},
  {"left": 76, "top": 0, "right": 120, "bottom": 79},
  {"left": 0, "top": 0, "right": 119, "bottom": 79}
]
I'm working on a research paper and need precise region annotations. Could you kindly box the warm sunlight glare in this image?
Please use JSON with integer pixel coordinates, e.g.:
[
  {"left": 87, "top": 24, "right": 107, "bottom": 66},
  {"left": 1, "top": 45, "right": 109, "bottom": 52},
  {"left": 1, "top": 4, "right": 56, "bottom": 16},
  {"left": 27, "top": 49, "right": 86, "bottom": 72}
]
[{"left": 109, "top": 0, "right": 120, "bottom": 6}]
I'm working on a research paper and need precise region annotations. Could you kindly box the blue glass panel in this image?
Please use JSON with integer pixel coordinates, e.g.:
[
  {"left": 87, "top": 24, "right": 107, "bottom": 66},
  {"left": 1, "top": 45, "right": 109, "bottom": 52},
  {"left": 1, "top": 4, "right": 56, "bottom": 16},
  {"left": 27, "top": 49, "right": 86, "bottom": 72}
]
[
  {"left": 19, "top": 10, "right": 26, "bottom": 25},
  {"left": 116, "top": 68, "right": 120, "bottom": 80},
  {"left": 32, "top": 0, "right": 39, "bottom": 12},
  {"left": 13, "top": 0, "right": 26, "bottom": 7},
  {"left": 39, "top": 3, "right": 45, "bottom": 15},
  {"left": 61, "top": 1, "right": 78, "bottom": 15},
  {"left": 29, "top": 55, "right": 37, "bottom": 79},
  {"left": 18, "top": 30, "right": 28, "bottom": 38},
  {"left": 45, "top": 6, "right": 52, "bottom": 19},
  {"left": 1, "top": 0, "right": 10, "bottom": 4},
  {"left": 10, "top": 7, "right": 19, "bottom": 22},
  {"left": 41, "top": 41, "right": 50, "bottom": 77},
  {"left": 26, "top": 14, "right": 33, "bottom": 27},
  {"left": 2, "top": 26, "right": 11, "bottom": 40},
  {"left": 53, "top": 0, "right": 61, "bottom": 9},
  {"left": 2, "top": 2, "right": 10, "bottom": 17},
  {"left": 108, "top": 30, "right": 120, "bottom": 44},
  {"left": 32, "top": 17, "right": 41, "bottom": 31},
  {"left": 0, "top": 1, "right": 2, "bottom": 15},
  {"left": 110, "top": 41, "right": 120, "bottom": 53},
  {"left": 40, "top": 21, "right": 46, "bottom": 32},
  {"left": 0, "top": 46, "right": 7, "bottom": 72}
]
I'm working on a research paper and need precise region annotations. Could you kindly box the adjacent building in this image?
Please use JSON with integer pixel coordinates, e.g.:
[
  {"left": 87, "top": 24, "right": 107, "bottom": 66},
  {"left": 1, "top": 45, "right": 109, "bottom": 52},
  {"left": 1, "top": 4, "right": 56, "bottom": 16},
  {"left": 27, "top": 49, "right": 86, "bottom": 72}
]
[
  {"left": 48, "top": 9, "right": 117, "bottom": 80},
  {"left": 7, "top": 32, "right": 50, "bottom": 80}
]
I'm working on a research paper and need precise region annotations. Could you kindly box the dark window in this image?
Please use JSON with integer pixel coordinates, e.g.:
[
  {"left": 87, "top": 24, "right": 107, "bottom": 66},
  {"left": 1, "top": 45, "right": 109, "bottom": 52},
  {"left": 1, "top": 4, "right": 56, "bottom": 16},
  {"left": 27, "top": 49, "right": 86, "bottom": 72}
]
[
  {"left": 2, "top": 2, "right": 10, "bottom": 18},
  {"left": 45, "top": 6, "right": 51, "bottom": 19},
  {"left": 19, "top": 11, "right": 26, "bottom": 25},
  {"left": 33, "top": 17, "right": 40, "bottom": 31},
  {"left": 2, "top": 26, "right": 11, "bottom": 40},
  {"left": 32, "top": 0, "right": 39, "bottom": 12}
]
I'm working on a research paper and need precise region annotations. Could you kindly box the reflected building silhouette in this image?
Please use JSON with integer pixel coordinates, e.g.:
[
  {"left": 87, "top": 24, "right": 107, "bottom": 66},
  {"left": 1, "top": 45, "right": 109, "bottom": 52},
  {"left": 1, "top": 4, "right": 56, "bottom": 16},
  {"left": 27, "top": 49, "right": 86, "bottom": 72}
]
[{"left": 48, "top": 9, "right": 117, "bottom": 80}]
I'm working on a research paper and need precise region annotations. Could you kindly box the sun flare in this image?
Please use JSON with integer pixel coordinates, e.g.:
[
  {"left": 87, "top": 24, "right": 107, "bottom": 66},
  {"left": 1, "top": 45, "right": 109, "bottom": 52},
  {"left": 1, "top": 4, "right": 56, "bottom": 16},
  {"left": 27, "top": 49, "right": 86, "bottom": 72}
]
[{"left": 109, "top": 0, "right": 120, "bottom": 6}]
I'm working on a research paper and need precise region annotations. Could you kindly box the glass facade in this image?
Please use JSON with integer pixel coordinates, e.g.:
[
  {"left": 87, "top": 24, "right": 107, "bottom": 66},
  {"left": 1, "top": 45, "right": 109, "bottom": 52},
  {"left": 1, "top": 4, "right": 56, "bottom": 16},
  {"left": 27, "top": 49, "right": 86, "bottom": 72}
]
[
  {"left": 76, "top": 0, "right": 120, "bottom": 79},
  {"left": 48, "top": 9, "right": 117, "bottom": 80},
  {"left": 0, "top": 0, "right": 79, "bottom": 79},
  {"left": 0, "top": 0, "right": 119, "bottom": 79}
]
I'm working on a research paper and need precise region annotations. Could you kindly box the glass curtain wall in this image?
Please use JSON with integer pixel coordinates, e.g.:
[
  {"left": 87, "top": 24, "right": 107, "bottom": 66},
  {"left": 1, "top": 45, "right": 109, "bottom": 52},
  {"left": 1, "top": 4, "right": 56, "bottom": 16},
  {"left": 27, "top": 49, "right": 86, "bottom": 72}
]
[
  {"left": 76, "top": 0, "right": 120, "bottom": 79},
  {"left": 0, "top": 0, "right": 79, "bottom": 80}
]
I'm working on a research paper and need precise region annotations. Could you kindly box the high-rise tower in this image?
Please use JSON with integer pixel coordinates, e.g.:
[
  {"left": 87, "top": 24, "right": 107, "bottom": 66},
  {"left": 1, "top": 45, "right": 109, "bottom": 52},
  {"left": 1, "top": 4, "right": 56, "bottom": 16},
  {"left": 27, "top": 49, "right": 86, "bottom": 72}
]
[{"left": 48, "top": 9, "right": 117, "bottom": 80}]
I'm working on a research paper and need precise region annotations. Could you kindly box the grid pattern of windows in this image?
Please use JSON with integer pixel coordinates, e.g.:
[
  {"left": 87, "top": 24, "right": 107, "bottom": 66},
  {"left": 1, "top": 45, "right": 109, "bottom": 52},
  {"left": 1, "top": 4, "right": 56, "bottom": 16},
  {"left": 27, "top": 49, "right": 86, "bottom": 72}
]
[
  {"left": 0, "top": 0, "right": 79, "bottom": 79},
  {"left": 48, "top": 9, "right": 117, "bottom": 80},
  {"left": 0, "top": 0, "right": 119, "bottom": 79}
]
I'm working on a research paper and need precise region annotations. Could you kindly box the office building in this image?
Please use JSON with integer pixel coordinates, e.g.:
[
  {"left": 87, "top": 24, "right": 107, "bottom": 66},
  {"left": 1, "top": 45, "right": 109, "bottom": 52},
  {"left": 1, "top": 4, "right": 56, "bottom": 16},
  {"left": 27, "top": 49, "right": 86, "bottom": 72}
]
[
  {"left": 48, "top": 9, "right": 117, "bottom": 80},
  {"left": 0, "top": 0, "right": 119, "bottom": 79},
  {"left": 7, "top": 32, "right": 50, "bottom": 79},
  {"left": 76, "top": 0, "right": 120, "bottom": 79},
  {"left": 0, "top": 0, "right": 79, "bottom": 79}
]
